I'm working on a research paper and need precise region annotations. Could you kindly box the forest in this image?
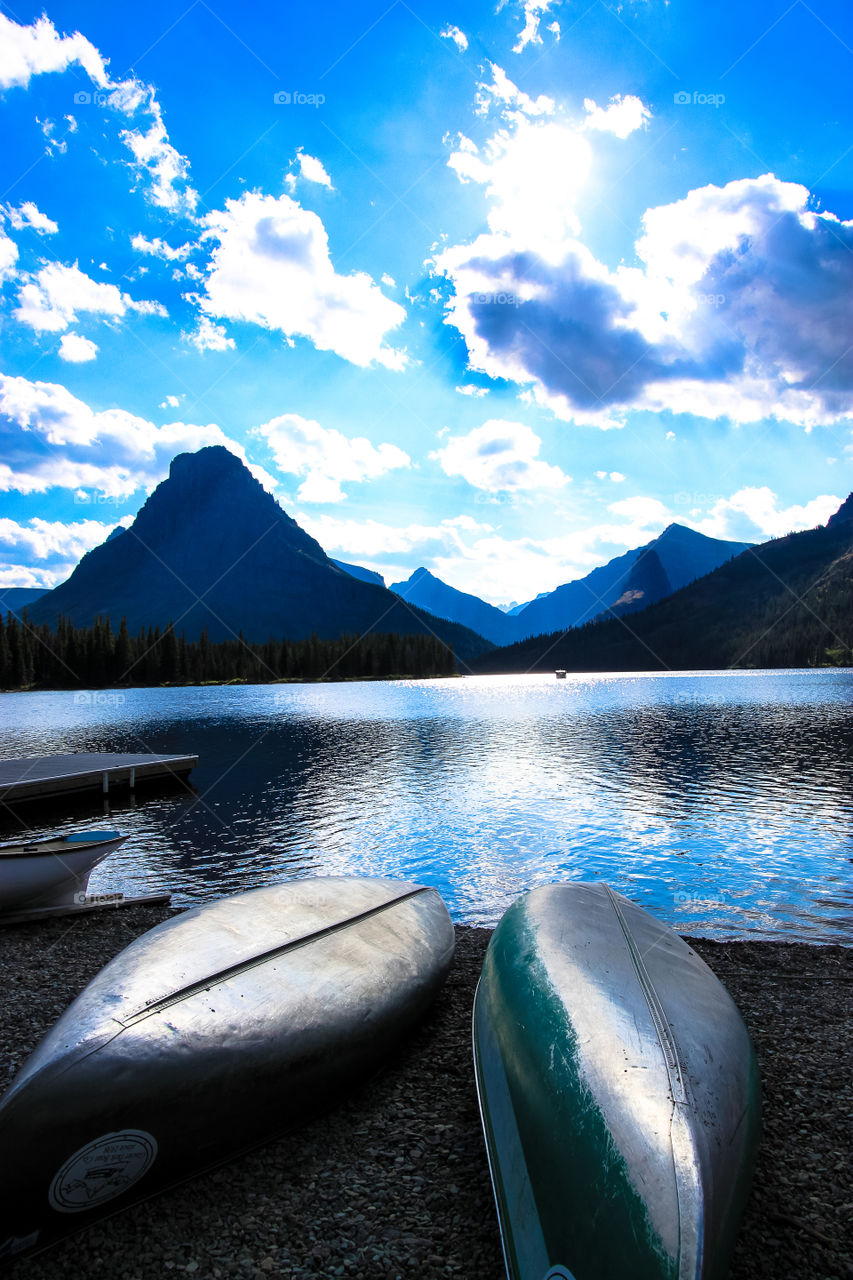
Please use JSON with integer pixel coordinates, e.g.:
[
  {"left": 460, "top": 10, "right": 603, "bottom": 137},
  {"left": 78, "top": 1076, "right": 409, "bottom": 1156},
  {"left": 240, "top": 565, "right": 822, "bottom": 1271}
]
[{"left": 0, "top": 612, "right": 457, "bottom": 689}]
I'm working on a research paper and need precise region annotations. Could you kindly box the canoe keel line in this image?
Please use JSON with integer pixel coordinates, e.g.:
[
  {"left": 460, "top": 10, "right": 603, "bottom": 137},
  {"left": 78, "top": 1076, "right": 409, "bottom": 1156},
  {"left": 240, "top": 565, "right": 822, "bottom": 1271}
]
[
  {"left": 473, "top": 883, "right": 761, "bottom": 1280},
  {"left": 0, "top": 876, "right": 455, "bottom": 1264}
]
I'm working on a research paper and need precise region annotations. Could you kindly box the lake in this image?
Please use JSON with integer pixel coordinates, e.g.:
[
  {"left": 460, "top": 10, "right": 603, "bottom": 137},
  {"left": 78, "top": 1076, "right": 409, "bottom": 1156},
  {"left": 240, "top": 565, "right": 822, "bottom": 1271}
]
[{"left": 1, "top": 670, "right": 851, "bottom": 942}]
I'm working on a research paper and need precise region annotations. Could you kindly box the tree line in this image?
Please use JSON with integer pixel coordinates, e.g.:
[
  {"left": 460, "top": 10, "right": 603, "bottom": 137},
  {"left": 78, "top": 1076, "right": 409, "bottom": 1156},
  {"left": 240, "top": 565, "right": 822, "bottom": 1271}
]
[{"left": 0, "top": 612, "right": 457, "bottom": 689}]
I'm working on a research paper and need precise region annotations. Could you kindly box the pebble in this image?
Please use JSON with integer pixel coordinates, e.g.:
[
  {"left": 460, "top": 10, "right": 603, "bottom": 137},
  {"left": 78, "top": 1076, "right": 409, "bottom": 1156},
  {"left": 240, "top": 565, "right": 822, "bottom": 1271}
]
[{"left": 0, "top": 909, "right": 850, "bottom": 1279}]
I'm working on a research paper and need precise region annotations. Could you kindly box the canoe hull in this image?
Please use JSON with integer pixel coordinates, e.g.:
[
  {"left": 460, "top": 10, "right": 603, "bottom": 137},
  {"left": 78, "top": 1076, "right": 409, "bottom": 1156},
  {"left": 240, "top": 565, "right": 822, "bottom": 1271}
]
[
  {"left": 474, "top": 883, "right": 760, "bottom": 1280},
  {"left": 0, "top": 832, "right": 126, "bottom": 914},
  {"left": 0, "top": 875, "right": 455, "bottom": 1263}
]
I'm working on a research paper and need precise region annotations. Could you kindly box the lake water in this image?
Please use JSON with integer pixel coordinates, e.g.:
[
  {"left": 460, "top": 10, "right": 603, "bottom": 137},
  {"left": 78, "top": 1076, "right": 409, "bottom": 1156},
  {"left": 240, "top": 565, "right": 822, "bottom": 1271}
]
[{"left": 1, "top": 670, "right": 851, "bottom": 942}]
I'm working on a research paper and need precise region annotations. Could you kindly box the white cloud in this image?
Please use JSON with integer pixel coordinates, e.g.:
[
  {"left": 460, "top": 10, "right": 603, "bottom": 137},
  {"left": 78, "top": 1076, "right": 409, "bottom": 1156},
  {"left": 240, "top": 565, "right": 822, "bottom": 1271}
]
[
  {"left": 510, "top": 0, "right": 560, "bottom": 52},
  {"left": 0, "top": 372, "right": 276, "bottom": 498},
  {"left": 583, "top": 95, "right": 651, "bottom": 139},
  {"left": 432, "top": 419, "right": 569, "bottom": 491},
  {"left": 440, "top": 25, "right": 469, "bottom": 51},
  {"left": 693, "top": 487, "right": 842, "bottom": 542},
  {"left": 285, "top": 149, "right": 333, "bottom": 190},
  {"left": 183, "top": 316, "right": 235, "bottom": 352},
  {"left": 475, "top": 63, "right": 554, "bottom": 118},
  {"left": 58, "top": 332, "right": 98, "bottom": 362},
  {"left": 456, "top": 384, "right": 489, "bottom": 397},
  {"left": 256, "top": 413, "right": 410, "bottom": 503},
  {"left": 196, "top": 192, "right": 407, "bottom": 369},
  {"left": 0, "top": 12, "right": 109, "bottom": 89},
  {"left": 298, "top": 500, "right": 680, "bottom": 605},
  {"left": 131, "top": 234, "right": 193, "bottom": 261},
  {"left": 120, "top": 94, "right": 198, "bottom": 215},
  {"left": 4, "top": 201, "right": 58, "bottom": 234},
  {"left": 596, "top": 470, "right": 626, "bottom": 482},
  {"left": 0, "top": 517, "right": 116, "bottom": 565},
  {"left": 16, "top": 262, "right": 166, "bottom": 333},
  {"left": 160, "top": 395, "right": 181, "bottom": 409},
  {"left": 438, "top": 149, "right": 853, "bottom": 427},
  {"left": 0, "top": 228, "right": 18, "bottom": 285}
]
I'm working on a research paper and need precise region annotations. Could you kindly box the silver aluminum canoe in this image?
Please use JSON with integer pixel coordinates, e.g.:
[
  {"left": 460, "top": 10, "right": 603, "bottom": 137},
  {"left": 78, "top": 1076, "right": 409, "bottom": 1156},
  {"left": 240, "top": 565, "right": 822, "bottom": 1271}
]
[
  {"left": 0, "top": 875, "right": 455, "bottom": 1264},
  {"left": 473, "top": 882, "right": 760, "bottom": 1280}
]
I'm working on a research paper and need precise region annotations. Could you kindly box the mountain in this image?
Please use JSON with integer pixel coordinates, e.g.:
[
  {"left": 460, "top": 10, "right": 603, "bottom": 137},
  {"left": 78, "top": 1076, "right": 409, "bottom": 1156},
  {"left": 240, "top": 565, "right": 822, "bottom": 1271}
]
[
  {"left": 473, "top": 497, "right": 853, "bottom": 673},
  {"left": 512, "top": 524, "right": 752, "bottom": 638},
  {"left": 27, "top": 448, "right": 492, "bottom": 663},
  {"left": 332, "top": 559, "right": 385, "bottom": 587},
  {"left": 387, "top": 525, "right": 751, "bottom": 645},
  {"left": 609, "top": 548, "right": 672, "bottom": 617},
  {"left": 390, "top": 567, "right": 516, "bottom": 646},
  {"left": 0, "top": 587, "right": 46, "bottom": 617}
]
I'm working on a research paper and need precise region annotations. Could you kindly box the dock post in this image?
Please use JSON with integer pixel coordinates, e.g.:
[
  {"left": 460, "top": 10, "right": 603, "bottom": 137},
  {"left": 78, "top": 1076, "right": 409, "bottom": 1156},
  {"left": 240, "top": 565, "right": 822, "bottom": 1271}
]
[
  {"left": 102, "top": 771, "right": 109, "bottom": 794},
  {"left": 129, "top": 767, "right": 136, "bottom": 790}
]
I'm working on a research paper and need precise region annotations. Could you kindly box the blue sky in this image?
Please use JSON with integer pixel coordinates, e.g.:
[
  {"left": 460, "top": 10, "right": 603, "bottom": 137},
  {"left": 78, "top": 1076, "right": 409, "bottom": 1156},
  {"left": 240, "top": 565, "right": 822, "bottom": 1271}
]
[{"left": 1, "top": 0, "right": 851, "bottom": 606}]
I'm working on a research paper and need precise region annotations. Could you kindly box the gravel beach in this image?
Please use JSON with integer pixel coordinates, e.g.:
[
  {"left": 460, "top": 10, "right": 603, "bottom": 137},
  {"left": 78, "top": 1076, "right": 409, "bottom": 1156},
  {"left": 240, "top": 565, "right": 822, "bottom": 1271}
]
[{"left": 1, "top": 905, "right": 851, "bottom": 1280}]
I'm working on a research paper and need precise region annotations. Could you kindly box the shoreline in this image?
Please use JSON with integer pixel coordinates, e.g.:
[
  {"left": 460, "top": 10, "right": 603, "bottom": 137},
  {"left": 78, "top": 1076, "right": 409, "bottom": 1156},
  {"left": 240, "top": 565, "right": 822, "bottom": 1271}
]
[{"left": 1, "top": 907, "right": 851, "bottom": 1279}]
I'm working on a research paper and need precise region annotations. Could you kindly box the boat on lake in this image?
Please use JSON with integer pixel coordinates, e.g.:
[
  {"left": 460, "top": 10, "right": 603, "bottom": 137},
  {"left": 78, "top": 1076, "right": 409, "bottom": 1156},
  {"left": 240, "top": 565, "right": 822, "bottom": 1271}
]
[
  {"left": 474, "top": 882, "right": 760, "bottom": 1280},
  {"left": 0, "top": 831, "right": 127, "bottom": 918},
  {"left": 0, "top": 875, "right": 455, "bottom": 1264}
]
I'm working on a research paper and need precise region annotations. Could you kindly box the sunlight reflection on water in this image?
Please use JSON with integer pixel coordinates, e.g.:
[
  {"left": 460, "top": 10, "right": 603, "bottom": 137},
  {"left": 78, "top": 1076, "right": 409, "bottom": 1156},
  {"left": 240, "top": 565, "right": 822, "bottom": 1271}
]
[{"left": 1, "top": 669, "right": 851, "bottom": 941}]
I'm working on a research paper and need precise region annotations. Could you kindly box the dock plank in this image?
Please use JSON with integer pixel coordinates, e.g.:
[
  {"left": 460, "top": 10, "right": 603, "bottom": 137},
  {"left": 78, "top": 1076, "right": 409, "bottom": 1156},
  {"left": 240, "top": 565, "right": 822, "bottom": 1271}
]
[{"left": 0, "top": 753, "right": 198, "bottom": 803}]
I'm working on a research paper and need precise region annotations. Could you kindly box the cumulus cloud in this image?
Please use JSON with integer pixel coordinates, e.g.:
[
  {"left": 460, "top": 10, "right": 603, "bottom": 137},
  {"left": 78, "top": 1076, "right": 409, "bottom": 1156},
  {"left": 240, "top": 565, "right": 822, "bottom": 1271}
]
[
  {"left": 4, "top": 201, "right": 58, "bottom": 234},
  {"left": 131, "top": 234, "right": 193, "bottom": 261},
  {"left": 582, "top": 95, "right": 651, "bottom": 139},
  {"left": 0, "top": 12, "right": 109, "bottom": 89},
  {"left": 440, "top": 25, "right": 469, "bottom": 51},
  {"left": 120, "top": 94, "right": 198, "bottom": 215},
  {"left": 510, "top": 0, "right": 560, "bottom": 53},
  {"left": 15, "top": 262, "right": 167, "bottom": 333},
  {"left": 183, "top": 316, "right": 235, "bottom": 352},
  {"left": 255, "top": 413, "right": 410, "bottom": 503},
  {"left": 0, "top": 15, "right": 197, "bottom": 216},
  {"left": 196, "top": 192, "right": 407, "bottom": 368},
  {"left": 432, "top": 419, "right": 569, "bottom": 491},
  {"left": 0, "top": 372, "right": 276, "bottom": 498},
  {"left": 0, "top": 516, "right": 117, "bottom": 567},
  {"left": 0, "top": 228, "right": 18, "bottom": 285},
  {"left": 58, "top": 332, "right": 98, "bottom": 362},
  {"left": 693, "top": 487, "right": 843, "bottom": 542},
  {"left": 285, "top": 149, "right": 334, "bottom": 190},
  {"left": 438, "top": 139, "right": 853, "bottom": 426}
]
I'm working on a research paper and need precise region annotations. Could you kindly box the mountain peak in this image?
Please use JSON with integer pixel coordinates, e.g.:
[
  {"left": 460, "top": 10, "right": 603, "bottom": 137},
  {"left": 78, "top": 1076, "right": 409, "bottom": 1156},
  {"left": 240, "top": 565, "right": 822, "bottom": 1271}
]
[{"left": 827, "top": 492, "right": 853, "bottom": 528}]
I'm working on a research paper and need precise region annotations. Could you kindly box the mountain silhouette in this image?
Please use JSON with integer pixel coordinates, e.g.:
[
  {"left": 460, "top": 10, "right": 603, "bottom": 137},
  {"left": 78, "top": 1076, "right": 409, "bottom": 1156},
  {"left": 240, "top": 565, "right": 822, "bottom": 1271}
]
[
  {"left": 27, "top": 448, "right": 491, "bottom": 662},
  {"left": 390, "top": 567, "right": 514, "bottom": 645},
  {"left": 473, "top": 495, "right": 853, "bottom": 672}
]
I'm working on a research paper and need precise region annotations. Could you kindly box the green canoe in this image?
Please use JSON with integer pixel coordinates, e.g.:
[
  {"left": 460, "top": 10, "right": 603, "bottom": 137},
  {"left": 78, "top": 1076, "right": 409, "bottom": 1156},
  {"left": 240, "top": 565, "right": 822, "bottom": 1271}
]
[{"left": 473, "top": 883, "right": 760, "bottom": 1280}]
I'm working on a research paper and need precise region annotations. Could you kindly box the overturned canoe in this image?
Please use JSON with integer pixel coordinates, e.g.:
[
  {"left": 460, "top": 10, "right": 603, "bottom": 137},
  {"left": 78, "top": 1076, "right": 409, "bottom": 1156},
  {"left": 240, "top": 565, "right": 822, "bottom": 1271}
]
[
  {"left": 474, "top": 883, "right": 760, "bottom": 1280},
  {"left": 0, "top": 875, "right": 455, "bottom": 1264}
]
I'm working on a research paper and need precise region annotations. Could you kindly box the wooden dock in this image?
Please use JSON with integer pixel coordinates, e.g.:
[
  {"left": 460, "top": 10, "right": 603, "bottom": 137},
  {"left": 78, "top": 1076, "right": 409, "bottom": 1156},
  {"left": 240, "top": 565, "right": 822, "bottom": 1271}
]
[{"left": 0, "top": 753, "right": 198, "bottom": 805}]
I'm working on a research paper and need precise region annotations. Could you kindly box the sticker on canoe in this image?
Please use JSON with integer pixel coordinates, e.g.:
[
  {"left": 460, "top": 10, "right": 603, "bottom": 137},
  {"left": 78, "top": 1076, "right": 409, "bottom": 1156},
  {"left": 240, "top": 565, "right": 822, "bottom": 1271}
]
[
  {"left": 48, "top": 1130, "right": 158, "bottom": 1213},
  {"left": 544, "top": 1268, "right": 576, "bottom": 1280}
]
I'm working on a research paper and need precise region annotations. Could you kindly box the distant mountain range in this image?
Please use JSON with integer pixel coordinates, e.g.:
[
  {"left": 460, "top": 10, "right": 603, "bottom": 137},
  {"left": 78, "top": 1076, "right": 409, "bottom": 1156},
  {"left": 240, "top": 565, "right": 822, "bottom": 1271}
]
[
  {"left": 26, "top": 448, "right": 491, "bottom": 664},
  {"left": 390, "top": 524, "right": 752, "bottom": 645},
  {"left": 473, "top": 492, "right": 853, "bottom": 673},
  {"left": 0, "top": 587, "right": 46, "bottom": 617}
]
